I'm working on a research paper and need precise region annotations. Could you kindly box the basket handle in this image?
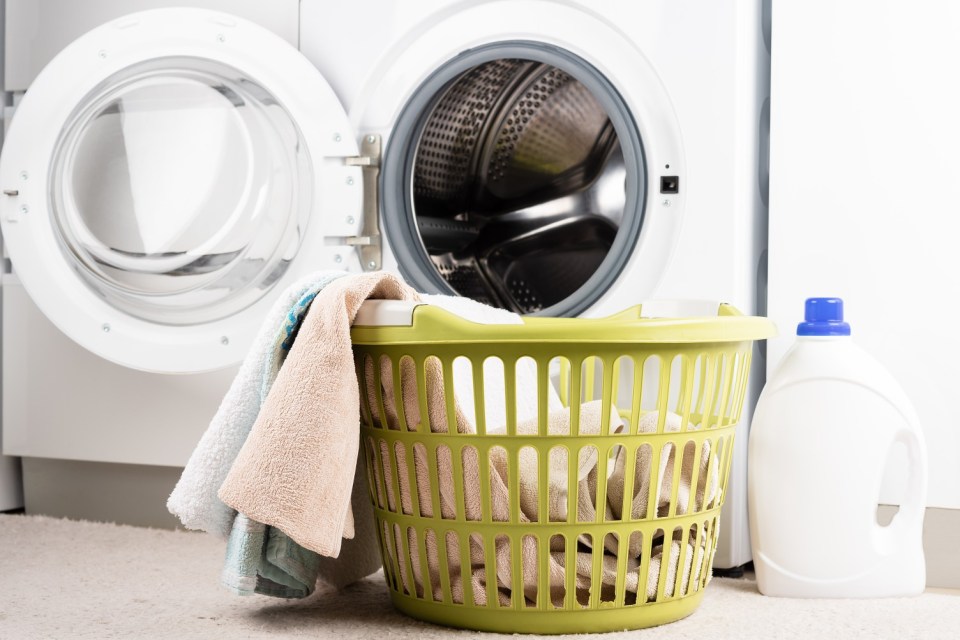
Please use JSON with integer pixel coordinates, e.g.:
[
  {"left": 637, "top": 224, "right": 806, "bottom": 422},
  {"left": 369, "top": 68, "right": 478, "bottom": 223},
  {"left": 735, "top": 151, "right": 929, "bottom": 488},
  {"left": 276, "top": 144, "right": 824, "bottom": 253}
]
[
  {"left": 354, "top": 300, "right": 424, "bottom": 327},
  {"left": 638, "top": 299, "right": 729, "bottom": 318}
]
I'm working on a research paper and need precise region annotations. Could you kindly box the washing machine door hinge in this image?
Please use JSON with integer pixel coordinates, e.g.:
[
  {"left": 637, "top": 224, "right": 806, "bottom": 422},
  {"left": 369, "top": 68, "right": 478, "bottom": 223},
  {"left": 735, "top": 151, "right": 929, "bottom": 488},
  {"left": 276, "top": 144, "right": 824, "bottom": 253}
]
[{"left": 343, "top": 134, "right": 382, "bottom": 271}]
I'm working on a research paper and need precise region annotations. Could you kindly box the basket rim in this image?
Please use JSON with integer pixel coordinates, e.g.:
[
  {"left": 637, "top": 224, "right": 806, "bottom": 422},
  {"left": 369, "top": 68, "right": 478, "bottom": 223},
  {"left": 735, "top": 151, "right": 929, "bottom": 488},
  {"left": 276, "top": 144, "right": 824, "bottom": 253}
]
[{"left": 351, "top": 302, "right": 776, "bottom": 346}]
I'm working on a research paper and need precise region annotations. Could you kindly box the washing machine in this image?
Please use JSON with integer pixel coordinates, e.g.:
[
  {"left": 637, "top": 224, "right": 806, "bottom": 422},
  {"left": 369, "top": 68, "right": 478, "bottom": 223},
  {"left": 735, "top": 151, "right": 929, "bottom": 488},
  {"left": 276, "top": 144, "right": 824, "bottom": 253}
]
[{"left": 0, "top": 0, "right": 769, "bottom": 568}]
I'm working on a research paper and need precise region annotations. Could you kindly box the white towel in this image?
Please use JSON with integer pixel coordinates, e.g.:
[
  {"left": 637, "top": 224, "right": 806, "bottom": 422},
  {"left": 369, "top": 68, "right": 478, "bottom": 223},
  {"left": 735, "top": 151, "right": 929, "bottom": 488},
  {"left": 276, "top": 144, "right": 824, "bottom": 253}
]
[{"left": 167, "top": 270, "right": 347, "bottom": 537}]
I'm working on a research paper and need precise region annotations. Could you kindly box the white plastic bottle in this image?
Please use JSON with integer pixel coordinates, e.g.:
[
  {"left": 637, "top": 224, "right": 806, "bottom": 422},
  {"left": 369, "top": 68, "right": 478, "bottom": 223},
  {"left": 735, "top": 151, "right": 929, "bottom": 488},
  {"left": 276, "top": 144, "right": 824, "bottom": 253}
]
[{"left": 748, "top": 297, "right": 928, "bottom": 597}]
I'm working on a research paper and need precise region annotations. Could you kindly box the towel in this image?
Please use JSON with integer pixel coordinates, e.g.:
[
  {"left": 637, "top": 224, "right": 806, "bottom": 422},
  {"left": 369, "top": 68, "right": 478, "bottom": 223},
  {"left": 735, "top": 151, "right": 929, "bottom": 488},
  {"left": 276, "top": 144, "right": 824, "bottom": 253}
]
[
  {"left": 218, "top": 272, "right": 422, "bottom": 557},
  {"left": 167, "top": 270, "right": 347, "bottom": 537}
]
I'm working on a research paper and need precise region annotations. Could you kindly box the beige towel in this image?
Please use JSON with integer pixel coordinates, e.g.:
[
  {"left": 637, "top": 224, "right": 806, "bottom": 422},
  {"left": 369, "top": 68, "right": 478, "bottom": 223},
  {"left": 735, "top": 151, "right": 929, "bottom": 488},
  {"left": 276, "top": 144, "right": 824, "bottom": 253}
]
[{"left": 218, "top": 272, "right": 419, "bottom": 557}]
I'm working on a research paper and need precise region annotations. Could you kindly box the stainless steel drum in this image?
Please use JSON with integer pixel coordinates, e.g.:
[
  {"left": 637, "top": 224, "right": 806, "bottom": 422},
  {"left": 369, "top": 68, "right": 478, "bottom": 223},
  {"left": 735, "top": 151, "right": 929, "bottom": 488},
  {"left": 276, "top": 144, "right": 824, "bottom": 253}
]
[{"left": 411, "top": 58, "right": 628, "bottom": 314}]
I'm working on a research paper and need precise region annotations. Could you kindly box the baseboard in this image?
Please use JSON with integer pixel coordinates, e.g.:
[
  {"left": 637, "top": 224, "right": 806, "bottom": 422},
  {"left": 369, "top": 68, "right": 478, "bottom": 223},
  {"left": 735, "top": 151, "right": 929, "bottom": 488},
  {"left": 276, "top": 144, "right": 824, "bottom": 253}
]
[
  {"left": 878, "top": 504, "right": 959, "bottom": 589},
  {"left": 21, "top": 457, "right": 182, "bottom": 529}
]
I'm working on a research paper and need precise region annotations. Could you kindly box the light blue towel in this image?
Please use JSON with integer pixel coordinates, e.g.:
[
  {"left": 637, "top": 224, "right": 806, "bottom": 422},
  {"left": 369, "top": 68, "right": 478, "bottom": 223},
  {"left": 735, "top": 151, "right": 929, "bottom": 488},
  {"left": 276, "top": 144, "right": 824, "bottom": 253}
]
[
  {"left": 219, "top": 285, "right": 333, "bottom": 598},
  {"left": 168, "top": 271, "right": 347, "bottom": 538},
  {"left": 221, "top": 515, "right": 321, "bottom": 598}
]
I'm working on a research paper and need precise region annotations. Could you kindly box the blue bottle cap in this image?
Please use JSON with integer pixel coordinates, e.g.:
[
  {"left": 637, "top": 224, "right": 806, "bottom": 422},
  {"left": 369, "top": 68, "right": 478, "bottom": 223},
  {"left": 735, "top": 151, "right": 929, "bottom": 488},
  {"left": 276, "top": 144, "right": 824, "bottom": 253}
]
[{"left": 797, "top": 297, "right": 851, "bottom": 336}]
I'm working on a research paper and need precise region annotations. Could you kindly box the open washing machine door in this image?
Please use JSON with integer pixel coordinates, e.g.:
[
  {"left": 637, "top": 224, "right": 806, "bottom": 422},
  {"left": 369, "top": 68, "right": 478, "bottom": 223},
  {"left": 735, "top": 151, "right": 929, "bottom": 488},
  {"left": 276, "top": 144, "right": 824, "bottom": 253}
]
[{"left": 0, "top": 8, "right": 367, "bottom": 374}]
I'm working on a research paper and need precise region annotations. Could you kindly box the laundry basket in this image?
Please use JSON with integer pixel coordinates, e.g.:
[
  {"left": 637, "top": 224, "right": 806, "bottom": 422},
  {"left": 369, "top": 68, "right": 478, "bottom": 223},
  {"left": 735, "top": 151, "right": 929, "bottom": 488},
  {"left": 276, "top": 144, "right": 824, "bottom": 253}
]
[{"left": 351, "top": 300, "right": 774, "bottom": 634}]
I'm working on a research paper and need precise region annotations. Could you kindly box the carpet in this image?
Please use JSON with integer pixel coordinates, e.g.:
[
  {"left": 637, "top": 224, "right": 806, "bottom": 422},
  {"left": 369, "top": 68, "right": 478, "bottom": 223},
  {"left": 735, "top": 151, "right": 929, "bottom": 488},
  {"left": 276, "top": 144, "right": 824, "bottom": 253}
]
[{"left": 0, "top": 514, "right": 956, "bottom": 639}]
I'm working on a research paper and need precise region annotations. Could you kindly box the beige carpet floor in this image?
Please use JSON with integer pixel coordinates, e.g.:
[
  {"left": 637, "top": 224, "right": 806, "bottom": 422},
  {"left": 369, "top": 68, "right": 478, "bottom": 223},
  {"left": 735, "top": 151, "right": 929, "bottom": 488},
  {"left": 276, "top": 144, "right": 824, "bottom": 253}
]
[{"left": 0, "top": 514, "right": 956, "bottom": 639}]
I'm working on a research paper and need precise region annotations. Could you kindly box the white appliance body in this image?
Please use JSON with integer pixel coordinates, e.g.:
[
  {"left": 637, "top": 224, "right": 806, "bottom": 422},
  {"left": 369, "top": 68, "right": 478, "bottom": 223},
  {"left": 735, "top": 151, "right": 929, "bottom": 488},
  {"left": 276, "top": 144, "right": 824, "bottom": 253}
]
[{"left": 1, "top": 0, "right": 768, "bottom": 567}]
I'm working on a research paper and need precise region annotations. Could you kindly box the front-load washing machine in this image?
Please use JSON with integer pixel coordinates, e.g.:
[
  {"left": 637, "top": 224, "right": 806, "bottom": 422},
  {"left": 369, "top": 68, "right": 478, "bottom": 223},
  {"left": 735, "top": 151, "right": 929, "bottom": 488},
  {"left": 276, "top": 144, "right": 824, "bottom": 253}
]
[{"left": 0, "top": 0, "right": 769, "bottom": 568}]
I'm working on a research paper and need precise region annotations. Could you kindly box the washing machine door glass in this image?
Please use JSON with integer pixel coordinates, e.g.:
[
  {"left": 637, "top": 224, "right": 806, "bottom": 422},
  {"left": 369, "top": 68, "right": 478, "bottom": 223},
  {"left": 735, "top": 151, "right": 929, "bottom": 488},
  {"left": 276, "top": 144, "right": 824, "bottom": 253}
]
[
  {"left": 0, "top": 9, "right": 362, "bottom": 373},
  {"left": 50, "top": 57, "right": 310, "bottom": 325}
]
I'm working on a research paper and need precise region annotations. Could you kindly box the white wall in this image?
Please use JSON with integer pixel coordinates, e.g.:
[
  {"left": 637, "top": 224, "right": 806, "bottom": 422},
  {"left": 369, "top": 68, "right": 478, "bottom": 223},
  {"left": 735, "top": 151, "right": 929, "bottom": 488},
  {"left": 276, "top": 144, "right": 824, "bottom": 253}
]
[{"left": 769, "top": 0, "right": 960, "bottom": 508}]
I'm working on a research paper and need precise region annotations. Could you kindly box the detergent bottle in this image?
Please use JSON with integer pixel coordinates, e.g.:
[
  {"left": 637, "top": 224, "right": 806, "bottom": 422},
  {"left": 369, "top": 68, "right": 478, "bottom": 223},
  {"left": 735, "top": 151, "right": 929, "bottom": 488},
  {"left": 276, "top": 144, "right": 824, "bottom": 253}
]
[{"left": 748, "top": 297, "right": 927, "bottom": 597}]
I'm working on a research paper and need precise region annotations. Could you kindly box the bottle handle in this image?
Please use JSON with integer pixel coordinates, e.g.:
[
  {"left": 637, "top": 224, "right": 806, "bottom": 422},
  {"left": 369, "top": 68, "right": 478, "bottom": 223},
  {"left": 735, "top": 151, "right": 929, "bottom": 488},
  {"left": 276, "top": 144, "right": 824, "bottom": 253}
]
[{"left": 877, "top": 422, "right": 928, "bottom": 551}]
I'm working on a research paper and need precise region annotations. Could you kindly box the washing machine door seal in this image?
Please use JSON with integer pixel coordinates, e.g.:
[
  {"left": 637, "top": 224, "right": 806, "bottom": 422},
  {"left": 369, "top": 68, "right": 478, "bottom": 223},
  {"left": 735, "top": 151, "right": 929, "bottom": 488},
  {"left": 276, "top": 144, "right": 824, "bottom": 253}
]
[{"left": 0, "top": 8, "right": 365, "bottom": 374}]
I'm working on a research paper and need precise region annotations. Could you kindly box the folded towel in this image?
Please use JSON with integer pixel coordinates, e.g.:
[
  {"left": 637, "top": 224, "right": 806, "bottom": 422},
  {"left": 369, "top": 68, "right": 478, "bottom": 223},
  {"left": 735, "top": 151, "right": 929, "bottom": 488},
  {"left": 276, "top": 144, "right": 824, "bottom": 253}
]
[
  {"left": 218, "top": 272, "right": 421, "bottom": 558},
  {"left": 167, "top": 271, "right": 347, "bottom": 537}
]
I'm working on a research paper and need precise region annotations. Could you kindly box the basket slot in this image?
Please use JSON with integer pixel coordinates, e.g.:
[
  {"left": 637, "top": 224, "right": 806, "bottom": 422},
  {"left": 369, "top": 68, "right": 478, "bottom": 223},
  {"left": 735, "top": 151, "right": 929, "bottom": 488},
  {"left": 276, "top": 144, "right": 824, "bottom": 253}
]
[
  {"left": 673, "top": 525, "right": 693, "bottom": 598},
  {"left": 410, "top": 526, "right": 432, "bottom": 599},
  {"left": 478, "top": 446, "right": 493, "bottom": 523},
  {"left": 372, "top": 355, "right": 390, "bottom": 430},
  {"left": 554, "top": 357, "right": 571, "bottom": 410},
  {"left": 390, "top": 523, "right": 413, "bottom": 596},
  {"left": 537, "top": 358, "right": 552, "bottom": 436},
  {"left": 548, "top": 447, "right": 565, "bottom": 523},
  {"left": 427, "top": 444, "right": 445, "bottom": 519},
  {"left": 404, "top": 442, "right": 421, "bottom": 516},
  {"left": 665, "top": 441, "right": 686, "bottom": 519},
  {"left": 483, "top": 533, "right": 499, "bottom": 607},
  {"left": 503, "top": 360, "right": 518, "bottom": 436},
  {"left": 696, "top": 519, "right": 713, "bottom": 590},
  {"left": 588, "top": 533, "right": 604, "bottom": 608},
  {"left": 450, "top": 443, "right": 467, "bottom": 521},
  {"left": 675, "top": 355, "right": 696, "bottom": 431},
  {"left": 519, "top": 446, "right": 539, "bottom": 522},
  {"left": 441, "top": 359, "right": 458, "bottom": 435},
  {"left": 577, "top": 533, "right": 593, "bottom": 608},
  {"left": 460, "top": 532, "right": 476, "bottom": 605},
  {"left": 507, "top": 447, "right": 520, "bottom": 525},
  {"left": 391, "top": 357, "right": 410, "bottom": 431},
  {"left": 643, "top": 442, "right": 663, "bottom": 520},
  {"left": 646, "top": 527, "right": 665, "bottom": 602},
  {"left": 617, "top": 443, "right": 638, "bottom": 521},
  {"left": 537, "top": 447, "right": 550, "bottom": 525},
  {"left": 521, "top": 534, "right": 539, "bottom": 608},
  {"left": 622, "top": 531, "right": 643, "bottom": 605},
  {"left": 377, "top": 440, "right": 397, "bottom": 512},
  {"left": 363, "top": 436, "right": 381, "bottom": 509},
  {"left": 577, "top": 446, "right": 596, "bottom": 523},
  {"left": 628, "top": 357, "right": 644, "bottom": 435},
  {"left": 472, "top": 359, "right": 487, "bottom": 436},
  {"left": 598, "top": 532, "right": 619, "bottom": 605},
  {"left": 715, "top": 353, "right": 736, "bottom": 429},
  {"left": 599, "top": 359, "right": 614, "bottom": 436},
  {"left": 461, "top": 446, "right": 481, "bottom": 521},
  {"left": 568, "top": 360, "right": 582, "bottom": 435},
  {"left": 537, "top": 533, "right": 550, "bottom": 610},
  {"left": 694, "top": 353, "right": 717, "bottom": 428},
  {"left": 593, "top": 444, "right": 612, "bottom": 523},
  {"left": 503, "top": 533, "right": 520, "bottom": 610},
  {"left": 733, "top": 350, "right": 753, "bottom": 422},
  {"left": 395, "top": 441, "right": 413, "bottom": 516},
  {"left": 563, "top": 533, "right": 577, "bottom": 609},
  {"left": 416, "top": 358, "right": 434, "bottom": 433},
  {"left": 682, "top": 440, "right": 701, "bottom": 516},
  {"left": 421, "top": 528, "right": 440, "bottom": 601},
  {"left": 427, "top": 529, "right": 453, "bottom": 604},
  {"left": 489, "top": 446, "right": 509, "bottom": 523},
  {"left": 438, "top": 530, "right": 456, "bottom": 604},
  {"left": 719, "top": 435, "right": 737, "bottom": 510},
  {"left": 357, "top": 356, "right": 373, "bottom": 427},
  {"left": 567, "top": 446, "right": 579, "bottom": 524},
  {"left": 549, "top": 534, "right": 565, "bottom": 608}
]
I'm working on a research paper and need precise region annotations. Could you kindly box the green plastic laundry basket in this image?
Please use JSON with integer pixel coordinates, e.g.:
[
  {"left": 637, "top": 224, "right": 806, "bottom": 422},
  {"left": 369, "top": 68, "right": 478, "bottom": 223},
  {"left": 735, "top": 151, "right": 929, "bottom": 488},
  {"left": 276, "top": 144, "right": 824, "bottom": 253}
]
[{"left": 351, "top": 301, "right": 774, "bottom": 634}]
